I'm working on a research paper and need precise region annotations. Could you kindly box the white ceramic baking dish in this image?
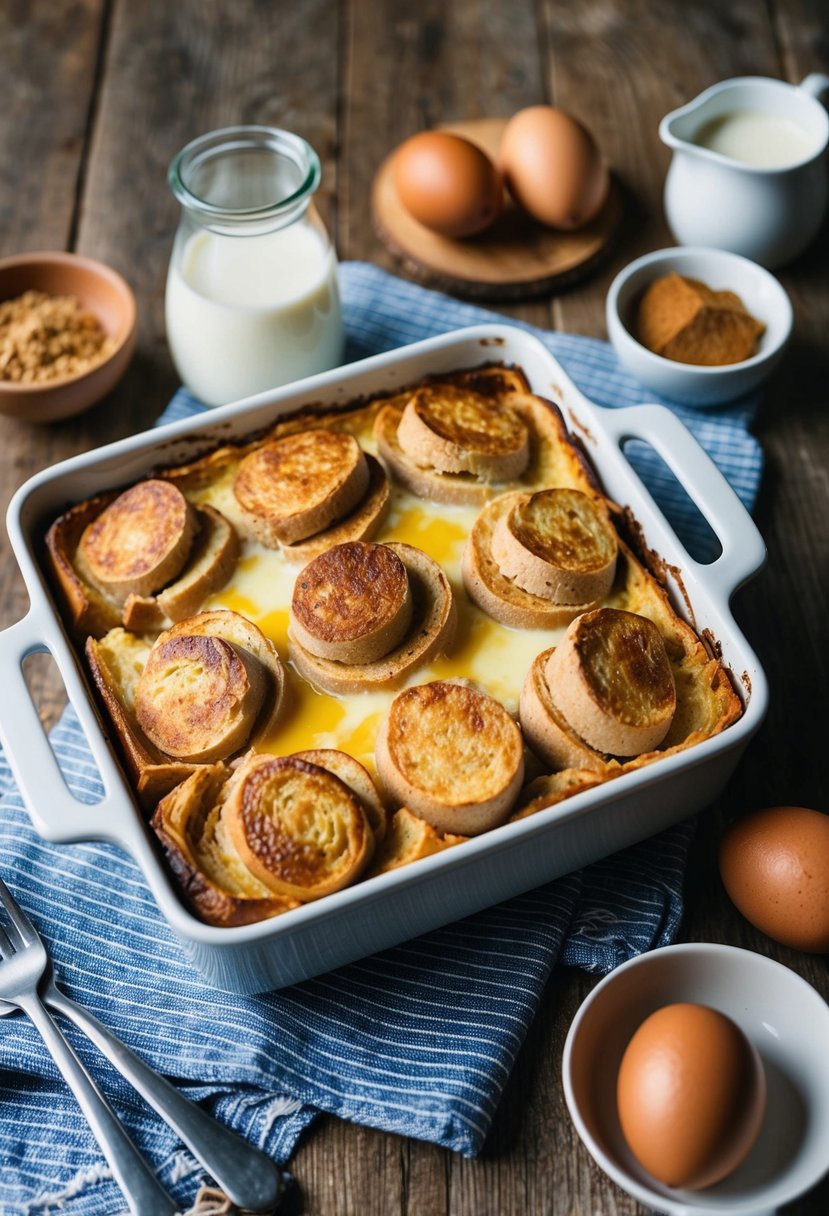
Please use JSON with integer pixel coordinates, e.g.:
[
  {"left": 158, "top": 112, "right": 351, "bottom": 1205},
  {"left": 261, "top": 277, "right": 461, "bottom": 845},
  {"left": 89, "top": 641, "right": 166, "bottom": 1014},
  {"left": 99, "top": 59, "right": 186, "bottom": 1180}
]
[{"left": 0, "top": 325, "right": 768, "bottom": 994}]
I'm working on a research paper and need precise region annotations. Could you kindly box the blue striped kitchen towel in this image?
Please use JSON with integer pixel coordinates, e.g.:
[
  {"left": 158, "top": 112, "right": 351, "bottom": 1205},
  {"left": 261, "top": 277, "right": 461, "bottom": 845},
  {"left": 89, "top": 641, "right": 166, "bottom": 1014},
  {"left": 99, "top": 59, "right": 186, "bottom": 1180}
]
[{"left": 0, "top": 263, "right": 763, "bottom": 1216}]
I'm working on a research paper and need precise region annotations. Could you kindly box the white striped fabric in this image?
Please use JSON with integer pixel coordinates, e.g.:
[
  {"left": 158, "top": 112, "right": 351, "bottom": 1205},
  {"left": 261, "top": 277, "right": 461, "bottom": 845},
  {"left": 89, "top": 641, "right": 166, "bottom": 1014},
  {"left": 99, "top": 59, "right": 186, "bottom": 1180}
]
[{"left": 0, "top": 263, "right": 759, "bottom": 1215}]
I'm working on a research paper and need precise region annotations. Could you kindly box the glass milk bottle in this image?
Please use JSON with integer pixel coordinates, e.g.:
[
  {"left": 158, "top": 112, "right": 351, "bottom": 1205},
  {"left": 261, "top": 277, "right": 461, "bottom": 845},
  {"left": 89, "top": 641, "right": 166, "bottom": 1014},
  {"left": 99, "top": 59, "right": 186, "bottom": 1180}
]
[{"left": 165, "top": 126, "right": 344, "bottom": 406}]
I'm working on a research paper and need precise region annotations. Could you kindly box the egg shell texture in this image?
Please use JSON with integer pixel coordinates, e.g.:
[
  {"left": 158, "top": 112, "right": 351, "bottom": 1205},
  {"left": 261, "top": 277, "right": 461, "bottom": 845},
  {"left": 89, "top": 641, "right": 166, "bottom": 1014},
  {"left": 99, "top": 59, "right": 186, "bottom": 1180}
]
[
  {"left": 616, "top": 1002, "right": 766, "bottom": 1191},
  {"left": 719, "top": 805, "right": 829, "bottom": 952},
  {"left": 499, "top": 105, "right": 609, "bottom": 230},
  {"left": 392, "top": 131, "right": 503, "bottom": 238}
]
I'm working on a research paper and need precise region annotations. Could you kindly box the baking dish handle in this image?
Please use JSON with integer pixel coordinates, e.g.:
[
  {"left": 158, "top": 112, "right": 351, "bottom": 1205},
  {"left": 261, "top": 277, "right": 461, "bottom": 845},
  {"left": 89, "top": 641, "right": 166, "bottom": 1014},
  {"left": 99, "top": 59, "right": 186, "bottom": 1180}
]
[
  {"left": 599, "top": 404, "right": 766, "bottom": 601},
  {"left": 0, "top": 612, "right": 137, "bottom": 846}
]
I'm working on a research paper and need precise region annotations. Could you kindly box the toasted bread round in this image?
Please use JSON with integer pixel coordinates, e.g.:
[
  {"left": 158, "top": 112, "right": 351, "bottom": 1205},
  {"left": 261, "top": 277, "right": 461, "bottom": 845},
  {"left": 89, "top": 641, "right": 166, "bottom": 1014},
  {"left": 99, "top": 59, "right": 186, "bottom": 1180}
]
[
  {"left": 546, "top": 608, "right": 677, "bottom": 756},
  {"left": 290, "top": 541, "right": 413, "bottom": 664},
  {"left": 77, "top": 479, "right": 197, "bottom": 602},
  {"left": 509, "top": 768, "right": 608, "bottom": 822},
  {"left": 46, "top": 492, "right": 124, "bottom": 639},
  {"left": 135, "top": 632, "right": 267, "bottom": 763},
  {"left": 134, "top": 608, "right": 284, "bottom": 762},
  {"left": 396, "top": 384, "right": 530, "bottom": 481},
  {"left": 374, "top": 404, "right": 495, "bottom": 506},
  {"left": 224, "top": 753, "right": 371, "bottom": 901},
  {"left": 519, "top": 648, "right": 611, "bottom": 773},
  {"left": 292, "top": 748, "right": 386, "bottom": 841},
  {"left": 280, "top": 454, "right": 390, "bottom": 564},
  {"left": 121, "top": 504, "right": 239, "bottom": 632},
  {"left": 233, "top": 429, "right": 370, "bottom": 546},
  {"left": 85, "top": 628, "right": 201, "bottom": 808},
  {"left": 375, "top": 680, "right": 524, "bottom": 836},
  {"left": 463, "top": 493, "right": 598, "bottom": 629},
  {"left": 289, "top": 542, "right": 456, "bottom": 695},
  {"left": 157, "top": 505, "right": 239, "bottom": 618},
  {"left": 366, "top": 807, "right": 465, "bottom": 876},
  {"left": 491, "top": 488, "right": 617, "bottom": 603},
  {"left": 150, "top": 765, "right": 298, "bottom": 927}
]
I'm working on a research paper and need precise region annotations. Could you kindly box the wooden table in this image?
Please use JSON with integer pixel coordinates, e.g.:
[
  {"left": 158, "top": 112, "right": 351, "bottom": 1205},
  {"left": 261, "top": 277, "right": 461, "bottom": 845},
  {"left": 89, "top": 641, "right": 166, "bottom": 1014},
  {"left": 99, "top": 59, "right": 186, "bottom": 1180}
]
[{"left": 2, "top": 3, "right": 827, "bottom": 1213}]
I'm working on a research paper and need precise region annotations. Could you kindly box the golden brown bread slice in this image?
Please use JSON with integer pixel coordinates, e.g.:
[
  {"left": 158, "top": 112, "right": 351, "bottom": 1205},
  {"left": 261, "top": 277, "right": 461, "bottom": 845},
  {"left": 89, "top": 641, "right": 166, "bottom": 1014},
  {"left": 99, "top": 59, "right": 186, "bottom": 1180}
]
[
  {"left": 546, "top": 608, "right": 677, "bottom": 756},
  {"left": 518, "top": 561, "right": 741, "bottom": 779},
  {"left": 375, "top": 403, "right": 494, "bottom": 506},
  {"left": 151, "top": 765, "right": 299, "bottom": 928},
  {"left": 122, "top": 505, "right": 239, "bottom": 632},
  {"left": 135, "top": 632, "right": 268, "bottom": 763},
  {"left": 86, "top": 609, "right": 285, "bottom": 805},
  {"left": 279, "top": 454, "right": 391, "bottom": 564},
  {"left": 86, "top": 629, "right": 202, "bottom": 807},
  {"left": 223, "top": 753, "right": 373, "bottom": 901},
  {"left": 150, "top": 746, "right": 385, "bottom": 926},
  {"left": 365, "top": 807, "right": 466, "bottom": 876},
  {"left": 509, "top": 769, "right": 610, "bottom": 821},
  {"left": 600, "top": 542, "right": 742, "bottom": 751},
  {"left": 77, "top": 480, "right": 198, "bottom": 603},
  {"left": 519, "top": 666, "right": 743, "bottom": 813},
  {"left": 373, "top": 365, "right": 604, "bottom": 507},
  {"left": 463, "top": 493, "right": 600, "bottom": 630},
  {"left": 147, "top": 609, "right": 285, "bottom": 747},
  {"left": 290, "top": 541, "right": 413, "bottom": 664},
  {"left": 490, "top": 487, "right": 617, "bottom": 603},
  {"left": 233, "top": 429, "right": 370, "bottom": 546},
  {"left": 396, "top": 383, "right": 530, "bottom": 481},
  {"left": 47, "top": 491, "right": 123, "bottom": 638},
  {"left": 519, "top": 647, "right": 619, "bottom": 774},
  {"left": 289, "top": 542, "right": 456, "bottom": 695},
  {"left": 291, "top": 748, "right": 387, "bottom": 841},
  {"left": 47, "top": 496, "right": 238, "bottom": 639},
  {"left": 375, "top": 680, "right": 525, "bottom": 836}
]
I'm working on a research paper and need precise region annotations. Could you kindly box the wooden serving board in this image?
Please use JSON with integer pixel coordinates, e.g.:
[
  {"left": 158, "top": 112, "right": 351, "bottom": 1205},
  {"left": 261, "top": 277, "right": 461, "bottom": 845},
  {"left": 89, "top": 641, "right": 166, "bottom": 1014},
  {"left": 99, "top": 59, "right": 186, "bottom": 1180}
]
[{"left": 371, "top": 117, "right": 621, "bottom": 300}]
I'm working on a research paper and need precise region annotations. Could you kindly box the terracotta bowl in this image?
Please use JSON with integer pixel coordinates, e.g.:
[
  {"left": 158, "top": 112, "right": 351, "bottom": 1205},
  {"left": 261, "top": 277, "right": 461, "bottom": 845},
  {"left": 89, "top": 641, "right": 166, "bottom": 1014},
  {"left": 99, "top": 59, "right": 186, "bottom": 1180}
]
[{"left": 0, "top": 251, "right": 137, "bottom": 423}]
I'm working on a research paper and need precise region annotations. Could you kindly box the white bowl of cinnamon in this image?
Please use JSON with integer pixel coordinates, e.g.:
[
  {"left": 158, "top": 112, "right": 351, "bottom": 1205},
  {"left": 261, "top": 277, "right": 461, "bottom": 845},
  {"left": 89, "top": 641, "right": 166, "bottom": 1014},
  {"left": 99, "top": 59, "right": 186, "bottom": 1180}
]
[{"left": 606, "top": 246, "right": 792, "bottom": 407}]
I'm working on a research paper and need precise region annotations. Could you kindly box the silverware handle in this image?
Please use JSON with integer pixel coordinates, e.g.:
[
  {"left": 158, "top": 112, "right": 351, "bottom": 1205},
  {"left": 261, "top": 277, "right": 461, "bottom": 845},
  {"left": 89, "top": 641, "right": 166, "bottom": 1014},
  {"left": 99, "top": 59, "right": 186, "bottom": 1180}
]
[
  {"left": 19, "top": 993, "right": 177, "bottom": 1216},
  {"left": 47, "top": 984, "right": 283, "bottom": 1212}
]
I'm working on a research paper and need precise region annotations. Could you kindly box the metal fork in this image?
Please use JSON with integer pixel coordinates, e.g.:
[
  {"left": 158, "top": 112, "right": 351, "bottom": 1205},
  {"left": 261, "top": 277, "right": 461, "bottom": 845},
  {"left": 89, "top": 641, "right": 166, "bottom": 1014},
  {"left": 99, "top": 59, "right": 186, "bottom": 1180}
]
[{"left": 0, "top": 877, "right": 283, "bottom": 1215}]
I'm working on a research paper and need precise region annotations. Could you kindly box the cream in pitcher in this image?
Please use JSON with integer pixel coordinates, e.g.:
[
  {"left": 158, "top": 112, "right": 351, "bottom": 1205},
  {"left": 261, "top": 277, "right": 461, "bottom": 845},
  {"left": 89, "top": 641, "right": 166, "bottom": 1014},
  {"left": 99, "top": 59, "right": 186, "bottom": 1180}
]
[
  {"left": 165, "top": 126, "right": 344, "bottom": 406},
  {"left": 691, "top": 109, "right": 822, "bottom": 168},
  {"left": 660, "top": 74, "right": 829, "bottom": 267}
]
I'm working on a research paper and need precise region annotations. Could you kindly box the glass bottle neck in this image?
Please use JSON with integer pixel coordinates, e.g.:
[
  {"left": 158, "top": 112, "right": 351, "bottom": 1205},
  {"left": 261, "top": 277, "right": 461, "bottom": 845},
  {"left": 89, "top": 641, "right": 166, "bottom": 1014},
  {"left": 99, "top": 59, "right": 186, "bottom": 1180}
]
[{"left": 169, "top": 126, "right": 321, "bottom": 236}]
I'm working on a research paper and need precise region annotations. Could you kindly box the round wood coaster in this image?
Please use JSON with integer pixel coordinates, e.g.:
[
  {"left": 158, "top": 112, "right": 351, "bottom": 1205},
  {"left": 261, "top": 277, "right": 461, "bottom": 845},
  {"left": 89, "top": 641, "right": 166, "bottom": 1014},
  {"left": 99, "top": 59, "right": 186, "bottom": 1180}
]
[{"left": 371, "top": 117, "right": 621, "bottom": 300}]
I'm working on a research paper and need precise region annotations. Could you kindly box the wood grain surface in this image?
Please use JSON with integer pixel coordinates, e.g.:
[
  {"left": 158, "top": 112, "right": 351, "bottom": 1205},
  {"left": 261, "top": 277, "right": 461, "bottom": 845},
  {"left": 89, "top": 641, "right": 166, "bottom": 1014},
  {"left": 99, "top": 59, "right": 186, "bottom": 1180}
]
[{"left": 1, "top": 2, "right": 828, "bottom": 1214}]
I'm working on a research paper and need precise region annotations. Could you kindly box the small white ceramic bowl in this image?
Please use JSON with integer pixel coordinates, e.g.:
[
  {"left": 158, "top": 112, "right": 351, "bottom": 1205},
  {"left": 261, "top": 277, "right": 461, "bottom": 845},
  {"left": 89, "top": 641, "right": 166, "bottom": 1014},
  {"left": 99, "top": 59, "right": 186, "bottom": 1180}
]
[
  {"left": 606, "top": 247, "right": 792, "bottom": 407},
  {"left": 563, "top": 943, "right": 829, "bottom": 1216}
]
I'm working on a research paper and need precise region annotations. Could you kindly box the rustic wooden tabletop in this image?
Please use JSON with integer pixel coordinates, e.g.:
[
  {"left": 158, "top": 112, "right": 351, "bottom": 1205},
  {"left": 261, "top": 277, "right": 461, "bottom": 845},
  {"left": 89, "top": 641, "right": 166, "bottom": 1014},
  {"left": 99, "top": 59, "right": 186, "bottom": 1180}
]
[{"left": 1, "top": 2, "right": 828, "bottom": 1213}]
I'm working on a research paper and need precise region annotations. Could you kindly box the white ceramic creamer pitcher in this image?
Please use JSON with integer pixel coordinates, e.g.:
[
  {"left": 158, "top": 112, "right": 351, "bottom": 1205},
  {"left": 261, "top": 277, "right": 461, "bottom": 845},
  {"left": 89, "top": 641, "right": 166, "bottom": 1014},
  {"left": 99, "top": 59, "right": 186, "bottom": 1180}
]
[{"left": 660, "top": 74, "right": 829, "bottom": 268}]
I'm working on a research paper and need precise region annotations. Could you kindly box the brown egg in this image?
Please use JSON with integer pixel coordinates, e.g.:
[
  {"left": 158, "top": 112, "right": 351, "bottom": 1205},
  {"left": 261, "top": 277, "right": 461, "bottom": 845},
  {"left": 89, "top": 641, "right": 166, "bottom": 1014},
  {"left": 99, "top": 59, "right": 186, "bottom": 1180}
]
[
  {"left": 392, "top": 131, "right": 503, "bottom": 239},
  {"left": 499, "top": 105, "right": 609, "bottom": 230},
  {"left": 719, "top": 805, "right": 829, "bottom": 952},
  {"left": 616, "top": 1002, "right": 766, "bottom": 1190}
]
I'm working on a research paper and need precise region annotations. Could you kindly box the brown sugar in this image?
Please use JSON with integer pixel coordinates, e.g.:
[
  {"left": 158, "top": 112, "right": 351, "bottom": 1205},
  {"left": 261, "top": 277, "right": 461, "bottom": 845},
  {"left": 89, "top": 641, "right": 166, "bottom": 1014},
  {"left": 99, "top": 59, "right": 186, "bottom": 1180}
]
[
  {"left": 0, "top": 290, "right": 115, "bottom": 384},
  {"left": 636, "top": 273, "right": 765, "bottom": 366}
]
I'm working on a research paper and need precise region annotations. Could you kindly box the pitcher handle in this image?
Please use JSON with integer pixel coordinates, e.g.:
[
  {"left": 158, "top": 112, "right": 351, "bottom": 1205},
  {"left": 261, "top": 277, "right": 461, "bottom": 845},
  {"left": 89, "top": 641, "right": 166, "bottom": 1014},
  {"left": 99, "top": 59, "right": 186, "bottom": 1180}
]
[{"left": 800, "top": 72, "right": 829, "bottom": 100}]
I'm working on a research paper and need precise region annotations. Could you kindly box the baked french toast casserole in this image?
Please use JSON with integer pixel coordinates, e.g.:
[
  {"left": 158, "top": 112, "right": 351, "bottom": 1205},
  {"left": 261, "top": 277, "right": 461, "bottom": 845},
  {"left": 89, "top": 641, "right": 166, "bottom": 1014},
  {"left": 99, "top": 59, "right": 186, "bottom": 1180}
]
[{"left": 45, "top": 364, "right": 742, "bottom": 927}]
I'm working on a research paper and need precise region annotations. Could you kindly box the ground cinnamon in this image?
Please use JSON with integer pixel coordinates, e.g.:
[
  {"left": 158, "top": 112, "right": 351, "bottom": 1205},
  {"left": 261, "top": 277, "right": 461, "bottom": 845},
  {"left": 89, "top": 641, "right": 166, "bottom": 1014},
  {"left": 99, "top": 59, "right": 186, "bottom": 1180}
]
[{"left": 636, "top": 272, "right": 765, "bottom": 366}]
